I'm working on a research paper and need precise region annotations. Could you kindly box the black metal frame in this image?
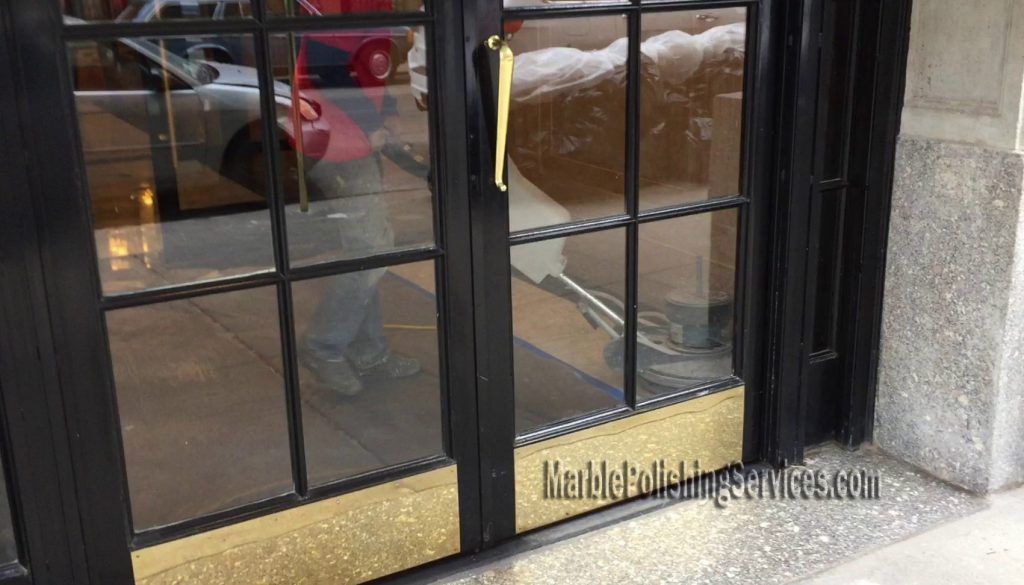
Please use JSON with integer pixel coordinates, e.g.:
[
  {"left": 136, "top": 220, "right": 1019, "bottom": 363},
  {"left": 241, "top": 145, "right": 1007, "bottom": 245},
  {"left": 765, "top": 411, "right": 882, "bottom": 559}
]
[
  {"left": 0, "top": 9, "right": 92, "bottom": 584},
  {"left": 0, "top": 0, "right": 915, "bottom": 582},
  {"left": 837, "top": 0, "right": 912, "bottom": 447},
  {"left": 788, "top": 0, "right": 914, "bottom": 455},
  {"left": 804, "top": 0, "right": 868, "bottom": 445}
]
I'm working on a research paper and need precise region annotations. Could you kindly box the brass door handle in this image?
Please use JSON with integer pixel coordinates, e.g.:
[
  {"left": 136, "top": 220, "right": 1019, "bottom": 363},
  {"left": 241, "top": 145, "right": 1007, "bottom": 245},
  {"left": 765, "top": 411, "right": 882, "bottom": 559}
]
[{"left": 485, "top": 35, "right": 514, "bottom": 192}]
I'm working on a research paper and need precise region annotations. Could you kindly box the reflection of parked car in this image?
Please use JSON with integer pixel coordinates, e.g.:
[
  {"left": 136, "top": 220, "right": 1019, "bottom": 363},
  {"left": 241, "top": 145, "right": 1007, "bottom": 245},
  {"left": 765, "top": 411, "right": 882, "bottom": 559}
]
[
  {"left": 67, "top": 22, "right": 325, "bottom": 214},
  {"left": 116, "top": 0, "right": 254, "bottom": 68},
  {"left": 117, "top": 0, "right": 411, "bottom": 82}
]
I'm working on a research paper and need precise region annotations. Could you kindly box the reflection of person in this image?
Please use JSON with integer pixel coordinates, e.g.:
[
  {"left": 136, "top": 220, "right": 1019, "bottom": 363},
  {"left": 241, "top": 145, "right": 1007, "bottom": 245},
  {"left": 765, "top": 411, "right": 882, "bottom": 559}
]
[{"left": 295, "top": 28, "right": 419, "bottom": 396}]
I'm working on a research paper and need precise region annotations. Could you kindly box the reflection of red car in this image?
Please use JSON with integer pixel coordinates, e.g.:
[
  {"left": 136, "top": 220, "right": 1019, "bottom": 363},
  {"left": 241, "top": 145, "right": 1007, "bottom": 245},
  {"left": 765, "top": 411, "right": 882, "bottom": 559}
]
[{"left": 295, "top": 0, "right": 408, "bottom": 81}]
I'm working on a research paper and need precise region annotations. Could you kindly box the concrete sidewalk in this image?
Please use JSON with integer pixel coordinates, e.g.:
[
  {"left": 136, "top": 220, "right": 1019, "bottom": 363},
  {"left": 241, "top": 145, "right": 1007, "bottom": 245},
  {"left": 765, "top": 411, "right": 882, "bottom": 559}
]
[
  {"left": 429, "top": 444, "right": 990, "bottom": 585},
  {"left": 798, "top": 485, "right": 1024, "bottom": 585}
]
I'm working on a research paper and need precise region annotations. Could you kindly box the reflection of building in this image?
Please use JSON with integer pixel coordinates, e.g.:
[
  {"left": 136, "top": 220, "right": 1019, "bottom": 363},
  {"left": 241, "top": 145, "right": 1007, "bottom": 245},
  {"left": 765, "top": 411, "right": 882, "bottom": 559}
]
[{"left": 1, "top": 1, "right": 1023, "bottom": 584}]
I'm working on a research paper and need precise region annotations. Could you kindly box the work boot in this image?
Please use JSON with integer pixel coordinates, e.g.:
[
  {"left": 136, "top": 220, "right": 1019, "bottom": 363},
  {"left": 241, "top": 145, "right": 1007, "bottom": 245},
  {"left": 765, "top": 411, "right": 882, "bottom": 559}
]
[
  {"left": 357, "top": 353, "right": 421, "bottom": 379},
  {"left": 299, "top": 352, "right": 364, "bottom": 397}
]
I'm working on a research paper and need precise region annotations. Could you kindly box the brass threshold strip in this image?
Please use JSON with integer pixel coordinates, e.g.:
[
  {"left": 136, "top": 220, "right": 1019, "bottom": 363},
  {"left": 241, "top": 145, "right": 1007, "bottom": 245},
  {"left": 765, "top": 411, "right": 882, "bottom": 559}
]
[{"left": 132, "top": 465, "right": 460, "bottom": 585}]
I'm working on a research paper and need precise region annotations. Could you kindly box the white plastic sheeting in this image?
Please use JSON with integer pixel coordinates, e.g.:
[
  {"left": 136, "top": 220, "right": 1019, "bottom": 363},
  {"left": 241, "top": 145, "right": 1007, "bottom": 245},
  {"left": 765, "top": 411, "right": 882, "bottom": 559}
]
[
  {"left": 696, "top": 22, "right": 746, "bottom": 62},
  {"left": 511, "top": 22, "right": 745, "bottom": 104},
  {"left": 511, "top": 40, "right": 628, "bottom": 104},
  {"left": 642, "top": 30, "right": 704, "bottom": 86}
]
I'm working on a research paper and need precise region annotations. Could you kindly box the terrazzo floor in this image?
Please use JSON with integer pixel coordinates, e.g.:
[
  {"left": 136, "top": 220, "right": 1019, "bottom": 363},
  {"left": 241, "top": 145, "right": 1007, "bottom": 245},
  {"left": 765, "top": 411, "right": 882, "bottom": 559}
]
[{"left": 428, "top": 444, "right": 985, "bottom": 585}]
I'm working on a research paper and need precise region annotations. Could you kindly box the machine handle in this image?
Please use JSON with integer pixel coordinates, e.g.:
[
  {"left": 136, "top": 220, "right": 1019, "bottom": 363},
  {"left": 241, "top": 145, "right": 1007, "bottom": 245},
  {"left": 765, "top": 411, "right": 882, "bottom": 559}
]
[{"left": 485, "top": 35, "right": 514, "bottom": 192}]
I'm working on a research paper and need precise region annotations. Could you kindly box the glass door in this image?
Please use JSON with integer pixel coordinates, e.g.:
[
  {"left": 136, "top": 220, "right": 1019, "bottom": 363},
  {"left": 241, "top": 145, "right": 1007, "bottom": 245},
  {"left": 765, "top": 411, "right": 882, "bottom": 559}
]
[
  {"left": 487, "top": 0, "right": 768, "bottom": 533},
  {"left": 7, "top": 0, "right": 775, "bottom": 581},
  {"left": 49, "top": 0, "right": 480, "bottom": 582}
]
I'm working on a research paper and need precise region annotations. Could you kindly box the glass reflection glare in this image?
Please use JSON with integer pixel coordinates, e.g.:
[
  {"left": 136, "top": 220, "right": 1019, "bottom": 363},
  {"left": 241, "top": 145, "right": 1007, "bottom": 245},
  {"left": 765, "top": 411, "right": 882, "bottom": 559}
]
[{"left": 69, "top": 34, "right": 277, "bottom": 294}]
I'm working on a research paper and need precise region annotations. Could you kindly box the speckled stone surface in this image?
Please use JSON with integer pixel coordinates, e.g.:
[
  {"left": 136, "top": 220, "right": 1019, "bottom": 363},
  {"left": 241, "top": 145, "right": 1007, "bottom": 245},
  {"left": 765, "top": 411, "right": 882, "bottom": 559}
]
[
  {"left": 432, "top": 445, "right": 984, "bottom": 585},
  {"left": 876, "top": 136, "right": 1024, "bottom": 493}
]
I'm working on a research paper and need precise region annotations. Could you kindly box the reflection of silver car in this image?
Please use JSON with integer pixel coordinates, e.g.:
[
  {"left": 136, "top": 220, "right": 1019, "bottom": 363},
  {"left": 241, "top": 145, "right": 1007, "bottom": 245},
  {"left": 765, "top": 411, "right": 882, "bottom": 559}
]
[
  {"left": 117, "top": 0, "right": 412, "bottom": 82},
  {"left": 69, "top": 29, "right": 322, "bottom": 204}
]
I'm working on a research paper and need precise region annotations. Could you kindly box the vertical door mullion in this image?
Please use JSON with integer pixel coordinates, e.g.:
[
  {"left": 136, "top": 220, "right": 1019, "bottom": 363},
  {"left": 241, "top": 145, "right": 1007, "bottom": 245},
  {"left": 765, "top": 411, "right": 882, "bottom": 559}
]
[
  {"left": 250, "top": 0, "right": 309, "bottom": 498},
  {"left": 623, "top": 7, "right": 641, "bottom": 409},
  {"left": 431, "top": 0, "right": 486, "bottom": 553},
  {"left": 463, "top": 0, "right": 518, "bottom": 547},
  {"left": 762, "top": 0, "right": 826, "bottom": 466}
]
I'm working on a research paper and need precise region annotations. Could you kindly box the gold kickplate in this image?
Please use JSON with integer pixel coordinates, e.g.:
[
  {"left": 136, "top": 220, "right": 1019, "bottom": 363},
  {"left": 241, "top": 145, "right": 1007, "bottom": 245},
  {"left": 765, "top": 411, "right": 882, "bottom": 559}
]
[
  {"left": 132, "top": 465, "right": 460, "bottom": 585},
  {"left": 515, "top": 386, "right": 745, "bottom": 533},
  {"left": 131, "top": 388, "right": 743, "bottom": 581}
]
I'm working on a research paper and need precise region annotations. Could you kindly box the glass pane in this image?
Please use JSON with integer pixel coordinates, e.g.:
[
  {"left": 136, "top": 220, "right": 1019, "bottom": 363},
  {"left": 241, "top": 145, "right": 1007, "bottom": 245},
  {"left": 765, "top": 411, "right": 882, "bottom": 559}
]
[
  {"left": 63, "top": 0, "right": 248, "bottom": 23},
  {"left": 292, "top": 261, "right": 443, "bottom": 486},
  {"left": 639, "top": 8, "right": 747, "bottom": 211},
  {"left": 822, "top": 0, "right": 856, "bottom": 180},
  {"left": 0, "top": 454, "right": 17, "bottom": 565},
  {"left": 271, "top": 29, "right": 434, "bottom": 267},
  {"left": 69, "top": 35, "right": 275, "bottom": 295},
  {"left": 266, "top": 0, "right": 422, "bottom": 17},
  {"left": 636, "top": 209, "right": 737, "bottom": 401},
  {"left": 508, "top": 15, "right": 628, "bottom": 231},
  {"left": 512, "top": 229, "right": 625, "bottom": 435},
  {"left": 812, "top": 190, "right": 846, "bottom": 353},
  {"left": 107, "top": 287, "right": 292, "bottom": 530}
]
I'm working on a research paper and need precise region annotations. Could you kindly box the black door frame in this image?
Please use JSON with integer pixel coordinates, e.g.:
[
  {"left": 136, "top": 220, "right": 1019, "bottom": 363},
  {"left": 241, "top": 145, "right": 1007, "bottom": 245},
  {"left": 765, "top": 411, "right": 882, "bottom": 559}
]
[
  {"left": 771, "top": 0, "right": 913, "bottom": 463},
  {"left": 835, "top": 0, "right": 912, "bottom": 448},
  {"left": 0, "top": 7, "right": 90, "bottom": 583},
  {"left": 0, "top": 0, "right": 913, "bottom": 582}
]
